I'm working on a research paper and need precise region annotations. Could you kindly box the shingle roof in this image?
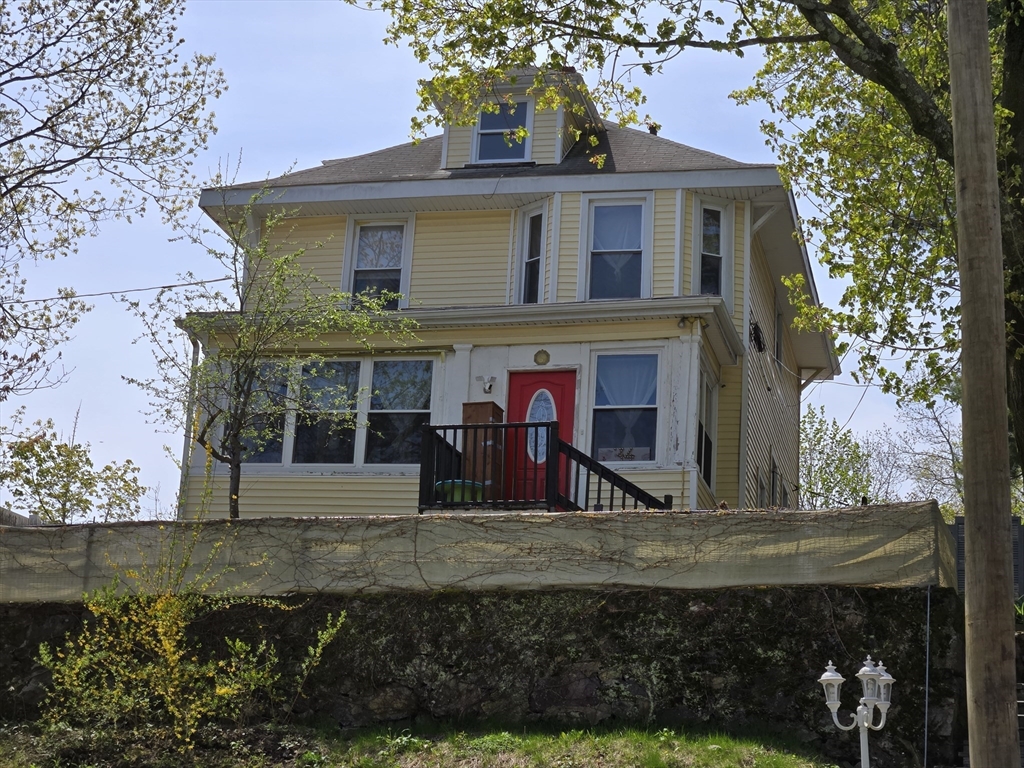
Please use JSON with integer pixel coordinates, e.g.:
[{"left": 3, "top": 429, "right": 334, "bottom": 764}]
[{"left": 238, "top": 124, "right": 769, "bottom": 190}]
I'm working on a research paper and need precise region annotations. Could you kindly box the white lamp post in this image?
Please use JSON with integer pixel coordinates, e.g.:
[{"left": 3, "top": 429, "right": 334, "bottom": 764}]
[{"left": 818, "top": 656, "right": 895, "bottom": 768}]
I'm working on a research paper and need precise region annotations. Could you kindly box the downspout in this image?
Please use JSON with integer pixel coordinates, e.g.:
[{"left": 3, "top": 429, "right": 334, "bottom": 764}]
[{"left": 176, "top": 333, "right": 201, "bottom": 520}]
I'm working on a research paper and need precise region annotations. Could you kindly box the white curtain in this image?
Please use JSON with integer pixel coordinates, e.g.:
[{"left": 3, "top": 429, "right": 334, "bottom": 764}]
[
  {"left": 592, "top": 205, "right": 642, "bottom": 252},
  {"left": 595, "top": 355, "right": 657, "bottom": 406},
  {"left": 595, "top": 355, "right": 657, "bottom": 450}
]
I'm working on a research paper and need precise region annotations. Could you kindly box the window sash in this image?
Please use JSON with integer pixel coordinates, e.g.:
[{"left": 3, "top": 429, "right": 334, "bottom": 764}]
[
  {"left": 241, "top": 358, "right": 433, "bottom": 468},
  {"left": 353, "top": 223, "right": 405, "bottom": 309},
  {"left": 477, "top": 101, "right": 528, "bottom": 161},
  {"left": 522, "top": 212, "right": 543, "bottom": 304},
  {"left": 589, "top": 203, "right": 644, "bottom": 300},
  {"left": 592, "top": 353, "right": 658, "bottom": 462},
  {"left": 698, "top": 205, "right": 724, "bottom": 297}
]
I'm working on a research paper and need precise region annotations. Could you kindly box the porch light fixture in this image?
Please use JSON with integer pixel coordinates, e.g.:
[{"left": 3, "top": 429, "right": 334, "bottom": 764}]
[{"left": 818, "top": 656, "right": 894, "bottom": 768}]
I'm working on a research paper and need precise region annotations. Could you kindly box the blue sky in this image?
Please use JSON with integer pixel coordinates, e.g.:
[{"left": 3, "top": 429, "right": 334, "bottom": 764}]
[{"left": 1, "top": 0, "right": 895, "bottom": 514}]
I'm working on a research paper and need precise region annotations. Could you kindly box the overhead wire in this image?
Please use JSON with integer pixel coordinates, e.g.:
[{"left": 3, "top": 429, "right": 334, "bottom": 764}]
[{"left": 9, "top": 277, "right": 233, "bottom": 306}]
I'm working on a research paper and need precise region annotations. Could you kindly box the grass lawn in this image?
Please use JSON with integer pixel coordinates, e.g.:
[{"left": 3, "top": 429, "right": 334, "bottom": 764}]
[{"left": 0, "top": 722, "right": 840, "bottom": 768}]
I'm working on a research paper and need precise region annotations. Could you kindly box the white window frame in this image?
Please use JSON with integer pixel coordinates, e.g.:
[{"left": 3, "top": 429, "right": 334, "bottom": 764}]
[
  {"left": 242, "top": 355, "right": 438, "bottom": 474},
  {"left": 516, "top": 202, "right": 547, "bottom": 304},
  {"left": 585, "top": 342, "right": 668, "bottom": 469},
  {"left": 472, "top": 97, "right": 534, "bottom": 164},
  {"left": 696, "top": 360, "right": 718, "bottom": 492},
  {"left": 691, "top": 197, "right": 734, "bottom": 312},
  {"left": 577, "top": 192, "right": 655, "bottom": 301},
  {"left": 343, "top": 214, "right": 415, "bottom": 309}
]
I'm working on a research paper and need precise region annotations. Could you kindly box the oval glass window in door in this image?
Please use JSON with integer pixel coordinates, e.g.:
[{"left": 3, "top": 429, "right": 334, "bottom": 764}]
[{"left": 525, "top": 388, "right": 556, "bottom": 462}]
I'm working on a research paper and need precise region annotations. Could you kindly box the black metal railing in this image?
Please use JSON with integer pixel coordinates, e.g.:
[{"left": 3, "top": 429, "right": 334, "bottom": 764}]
[{"left": 418, "top": 421, "right": 672, "bottom": 513}]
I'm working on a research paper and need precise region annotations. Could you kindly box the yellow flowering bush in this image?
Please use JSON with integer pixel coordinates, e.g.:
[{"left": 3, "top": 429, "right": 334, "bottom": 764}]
[{"left": 38, "top": 584, "right": 344, "bottom": 748}]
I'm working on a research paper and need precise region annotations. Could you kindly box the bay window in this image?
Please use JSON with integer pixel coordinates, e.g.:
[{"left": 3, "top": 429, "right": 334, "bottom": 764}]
[
  {"left": 696, "top": 369, "right": 716, "bottom": 487},
  {"left": 365, "top": 360, "right": 433, "bottom": 464},
  {"left": 592, "top": 353, "right": 658, "bottom": 462},
  {"left": 241, "top": 358, "right": 434, "bottom": 468},
  {"left": 240, "top": 363, "right": 289, "bottom": 464},
  {"left": 292, "top": 361, "right": 360, "bottom": 464}
]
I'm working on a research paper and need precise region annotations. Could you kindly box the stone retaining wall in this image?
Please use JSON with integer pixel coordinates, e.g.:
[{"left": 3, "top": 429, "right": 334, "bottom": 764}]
[{"left": 0, "top": 587, "right": 965, "bottom": 767}]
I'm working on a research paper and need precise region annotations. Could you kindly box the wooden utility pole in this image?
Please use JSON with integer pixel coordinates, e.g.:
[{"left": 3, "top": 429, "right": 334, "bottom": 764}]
[{"left": 948, "top": 0, "right": 1020, "bottom": 763}]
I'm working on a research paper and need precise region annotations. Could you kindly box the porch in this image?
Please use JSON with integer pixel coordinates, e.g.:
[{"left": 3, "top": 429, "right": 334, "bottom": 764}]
[{"left": 417, "top": 421, "right": 673, "bottom": 513}]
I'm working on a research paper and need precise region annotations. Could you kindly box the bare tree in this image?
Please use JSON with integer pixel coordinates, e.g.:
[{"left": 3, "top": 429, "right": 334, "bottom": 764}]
[{"left": 0, "top": 0, "right": 225, "bottom": 399}]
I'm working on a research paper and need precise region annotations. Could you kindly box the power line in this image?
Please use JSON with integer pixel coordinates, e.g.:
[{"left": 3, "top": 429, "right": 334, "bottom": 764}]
[{"left": 9, "top": 277, "right": 233, "bottom": 306}]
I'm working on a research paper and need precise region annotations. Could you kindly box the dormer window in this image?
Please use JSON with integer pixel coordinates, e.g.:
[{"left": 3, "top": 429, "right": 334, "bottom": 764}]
[{"left": 475, "top": 100, "right": 531, "bottom": 163}]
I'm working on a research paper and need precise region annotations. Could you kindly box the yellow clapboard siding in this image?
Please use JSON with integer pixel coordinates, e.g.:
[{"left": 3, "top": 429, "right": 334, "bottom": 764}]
[
  {"left": 697, "top": 479, "right": 716, "bottom": 510},
  {"left": 446, "top": 126, "right": 473, "bottom": 168},
  {"left": 743, "top": 236, "right": 801, "bottom": 508},
  {"left": 652, "top": 189, "right": 677, "bottom": 297},
  {"left": 184, "top": 474, "right": 421, "bottom": 518},
  {"left": 532, "top": 108, "right": 558, "bottom": 164},
  {"left": 262, "top": 216, "right": 347, "bottom": 295},
  {"left": 410, "top": 211, "right": 511, "bottom": 307},
  {"left": 732, "top": 201, "right": 746, "bottom": 332},
  {"left": 714, "top": 364, "right": 743, "bottom": 507},
  {"left": 615, "top": 470, "right": 684, "bottom": 507},
  {"left": 557, "top": 193, "right": 582, "bottom": 302}
]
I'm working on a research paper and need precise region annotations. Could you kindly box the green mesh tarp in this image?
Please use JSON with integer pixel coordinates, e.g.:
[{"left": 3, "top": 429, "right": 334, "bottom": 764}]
[{"left": 0, "top": 502, "right": 955, "bottom": 603}]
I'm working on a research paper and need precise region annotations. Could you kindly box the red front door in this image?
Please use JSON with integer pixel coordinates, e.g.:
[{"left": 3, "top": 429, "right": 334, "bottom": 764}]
[{"left": 506, "top": 370, "right": 576, "bottom": 504}]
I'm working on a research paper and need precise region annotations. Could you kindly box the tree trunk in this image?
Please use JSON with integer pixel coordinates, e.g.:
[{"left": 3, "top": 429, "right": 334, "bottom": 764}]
[
  {"left": 949, "top": 0, "right": 1020, "bottom": 763},
  {"left": 1004, "top": 0, "right": 1024, "bottom": 476},
  {"left": 228, "top": 461, "right": 241, "bottom": 519}
]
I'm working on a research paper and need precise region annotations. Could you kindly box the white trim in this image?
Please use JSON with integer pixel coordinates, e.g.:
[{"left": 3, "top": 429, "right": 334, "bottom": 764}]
[
  {"left": 585, "top": 344, "right": 670, "bottom": 471},
  {"left": 751, "top": 203, "right": 781, "bottom": 233},
  {"left": 506, "top": 209, "right": 516, "bottom": 304},
  {"left": 738, "top": 200, "right": 753, "bottom": 506},
  {"left": 547, "top": 193, "right": 561, "bottom": 303},
  {"left": 577, "top": 191, "right": 655, "bottom": 301},
  {"left": 691, "top": 195, "right": 735, "bottom": 314},
  {"left": 201, "top": 168, "right": 785, "bottom": 211},
  {"left": 342, "top": 213, "right": 415, "bottom": 309},
  {"left": 515, "top": 201, "right": 548, "bottom": 304},
  {"left": 673, "top": 188, "right": 683, "bottom": 296},
  {"left": 472, "top": 97, "right": 534, "bottom": 164},
  {"left": 440, "top": 126, "right": 450, "bottom": 169},
  {"left": 548, "top": 193, "right": 565, "bottom": 305}
]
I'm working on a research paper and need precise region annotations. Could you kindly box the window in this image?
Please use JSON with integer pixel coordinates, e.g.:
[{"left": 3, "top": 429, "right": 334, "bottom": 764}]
[
  {"left": 365, "top": 360, "right": 433, "bottom": 464},
  {"left": 700, "top": 206, "right": 723, "bottom": 296},
  {"left": 770, "top": 458, "right": 779, "bottom": 506},
  {"left": 242, "top": 358, "right": 434, "bottom": 468},
  {"left": 696, "top": 370, "right": 715, "bottom": 487},
  {"left": 352, "top": 223, "right": 404, "bottom": 310},
  {"left": 592, "top": 354, "right": 658, "bottom": 462},
  {"left": 781, "top": 485, "right": 790, "bottom": 508},
  {"left": 757, "top": 471, "right": 767, "bottom": 508},
  {"left": 589, "top": 204, "right": 643, "bottom": 299},
  {"left": 241, "top": 363, "right": 290, "bottom": 464},
  {"left": 520, "top": 209, "right": 544, "bottom": 304},
  {"left": 475, "top": 101, "right": 530, "bottom": 162},
  {"left": 293, "top": 361, "right": 360, "bottom": 464}
]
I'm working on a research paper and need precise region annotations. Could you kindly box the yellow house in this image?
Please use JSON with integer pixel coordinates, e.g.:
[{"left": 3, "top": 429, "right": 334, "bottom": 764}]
[{"left": 184, "top": 76, "right": 838, "bottom": 518}]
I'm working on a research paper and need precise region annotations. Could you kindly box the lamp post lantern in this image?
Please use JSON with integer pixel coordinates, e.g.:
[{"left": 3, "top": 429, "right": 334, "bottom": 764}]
[{"left": 818, "top": 657, "right": 895, "bottom": 768}]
